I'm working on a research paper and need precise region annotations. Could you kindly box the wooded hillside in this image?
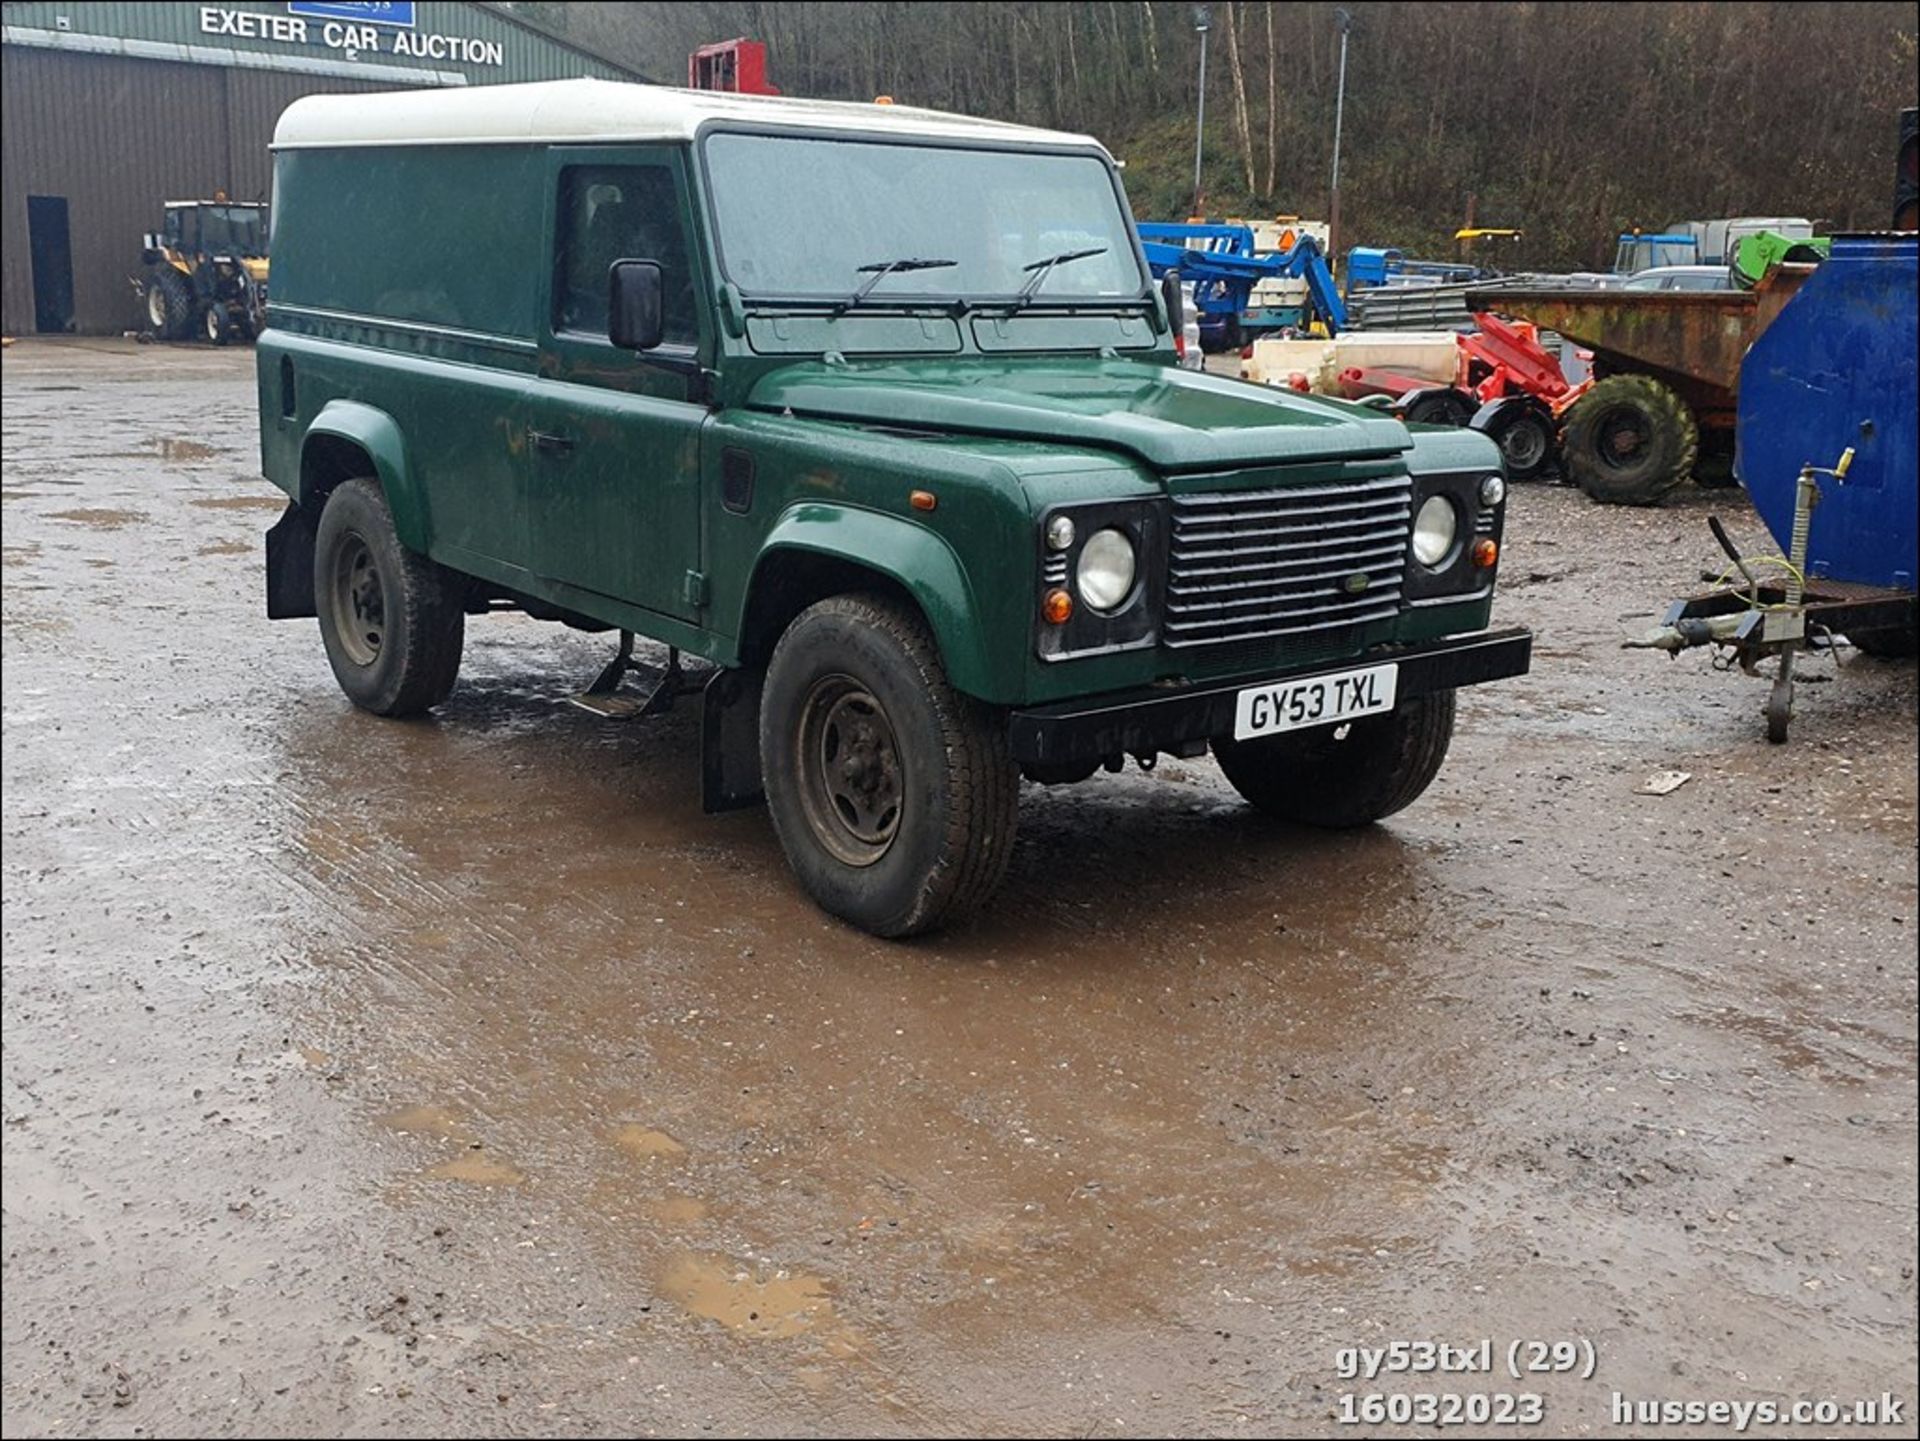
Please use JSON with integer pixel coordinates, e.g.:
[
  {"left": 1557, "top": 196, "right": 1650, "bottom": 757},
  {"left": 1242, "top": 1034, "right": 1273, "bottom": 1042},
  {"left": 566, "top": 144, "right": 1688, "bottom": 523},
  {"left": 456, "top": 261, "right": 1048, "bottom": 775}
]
[{"left": 514, "top": 1, "right": 1919, "bottom": 270}]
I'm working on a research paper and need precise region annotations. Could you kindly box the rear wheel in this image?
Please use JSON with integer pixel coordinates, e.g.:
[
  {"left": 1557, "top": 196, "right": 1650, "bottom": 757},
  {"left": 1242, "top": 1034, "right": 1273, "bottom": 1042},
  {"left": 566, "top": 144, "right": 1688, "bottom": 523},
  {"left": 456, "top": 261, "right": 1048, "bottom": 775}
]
[
  {"left": 1212, "top": 690, "right": 1456, "bottom": 828},
  {"left": 1399, "top": 388, "right": 1476, "bottom": 428},
  {"left": 314, "top": 477, "right": 464, "bottom": 716},
  {"left": 146, "top": 269, "right": 193, "bottom": 340},
  {"left": 1560, "top": 374, "right": 1698, "bottom": 505},
  {"left": 760, "top": 594, "right": 1018, "bottom": 938},
  {"left": 1481, "top": 403, "right": 1555, "bottom": 479},
  {"left": 1850, "top": 623, "right": 1919, "bottom": 659}
]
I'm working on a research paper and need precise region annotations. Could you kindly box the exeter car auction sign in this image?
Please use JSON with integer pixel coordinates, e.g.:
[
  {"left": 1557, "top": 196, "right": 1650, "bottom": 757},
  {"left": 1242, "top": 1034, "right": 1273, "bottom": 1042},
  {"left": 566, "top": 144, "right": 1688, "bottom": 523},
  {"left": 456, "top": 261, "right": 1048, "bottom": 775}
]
[{"left": 199, "top": 2, "right": 504, "bottom": 67}]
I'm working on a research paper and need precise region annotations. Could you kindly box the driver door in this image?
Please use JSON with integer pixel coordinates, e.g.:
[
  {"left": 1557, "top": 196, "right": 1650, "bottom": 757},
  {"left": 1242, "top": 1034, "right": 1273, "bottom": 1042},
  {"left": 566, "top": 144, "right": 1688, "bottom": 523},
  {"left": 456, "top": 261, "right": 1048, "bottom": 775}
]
[{"left": 522, "top": 146, "right": 709, "bottom": 622}]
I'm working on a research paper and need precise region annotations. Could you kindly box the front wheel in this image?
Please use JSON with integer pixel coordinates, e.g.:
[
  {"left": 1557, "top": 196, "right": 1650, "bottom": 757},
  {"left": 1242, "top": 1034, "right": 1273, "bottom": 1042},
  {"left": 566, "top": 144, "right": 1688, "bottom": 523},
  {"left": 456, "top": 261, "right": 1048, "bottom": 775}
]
[
  {"left": 759, "top": 594, "right": 1019, "bottom": 938},
  {"left": 1212, "top": 690, "right": 1456, "bottom": 827},
  {"left": 314, "top": 477, "right": 464, "bottom": 716}
]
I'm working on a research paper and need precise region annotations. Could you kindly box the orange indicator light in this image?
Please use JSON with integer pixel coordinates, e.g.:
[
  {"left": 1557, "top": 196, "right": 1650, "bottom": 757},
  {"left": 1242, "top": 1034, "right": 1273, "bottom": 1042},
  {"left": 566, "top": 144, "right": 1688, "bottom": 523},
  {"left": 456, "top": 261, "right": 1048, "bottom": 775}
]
[
  {"left": 1042, "top": 589, "right": 1074, "bottom": 625},
  {"left": 1471, "top": 537, "right": 1500, "bottom": 569}
]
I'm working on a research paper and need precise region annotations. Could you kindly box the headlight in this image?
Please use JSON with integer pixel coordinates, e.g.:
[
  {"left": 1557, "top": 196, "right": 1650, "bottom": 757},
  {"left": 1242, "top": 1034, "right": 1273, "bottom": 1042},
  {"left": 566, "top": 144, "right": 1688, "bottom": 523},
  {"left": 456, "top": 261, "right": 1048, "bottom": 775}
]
[
  {"left": 1045, "top": 514, "right": 1076, "bottom": 551},
  {"left": 1479, "top": 473, "right": 1506, "bottom": 507},
  {"left": 1076, "top": 527, "right": 1137, "bottom": 611},
  {"left": 1412, "top": 495, "right": 1459, "bottom": 568}
]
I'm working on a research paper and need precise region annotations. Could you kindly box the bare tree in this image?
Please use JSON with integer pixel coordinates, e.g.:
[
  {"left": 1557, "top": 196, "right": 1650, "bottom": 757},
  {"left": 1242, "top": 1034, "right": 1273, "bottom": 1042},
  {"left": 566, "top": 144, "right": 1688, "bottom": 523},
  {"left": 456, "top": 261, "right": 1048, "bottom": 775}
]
[{"left": 1223, "top": 2, "right": 1256, "bottom": 197}]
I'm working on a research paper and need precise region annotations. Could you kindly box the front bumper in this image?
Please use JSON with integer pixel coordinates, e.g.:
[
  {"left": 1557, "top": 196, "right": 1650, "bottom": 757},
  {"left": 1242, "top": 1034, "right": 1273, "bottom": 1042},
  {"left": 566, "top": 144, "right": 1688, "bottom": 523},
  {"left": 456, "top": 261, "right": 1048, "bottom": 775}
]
[{"left": 1007, "top": 626, "right": 1532, "bottom": 765}]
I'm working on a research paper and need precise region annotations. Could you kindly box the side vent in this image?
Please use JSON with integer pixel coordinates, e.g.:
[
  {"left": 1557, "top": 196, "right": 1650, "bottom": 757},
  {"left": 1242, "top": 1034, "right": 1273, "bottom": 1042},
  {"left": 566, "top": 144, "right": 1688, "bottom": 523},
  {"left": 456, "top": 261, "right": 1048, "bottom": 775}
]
[
  {"left": 279, "top": 355, "right": 296, "bottom": 419},
  {"left": 721, "top": 447, "right": 755, "bottom": 514}
]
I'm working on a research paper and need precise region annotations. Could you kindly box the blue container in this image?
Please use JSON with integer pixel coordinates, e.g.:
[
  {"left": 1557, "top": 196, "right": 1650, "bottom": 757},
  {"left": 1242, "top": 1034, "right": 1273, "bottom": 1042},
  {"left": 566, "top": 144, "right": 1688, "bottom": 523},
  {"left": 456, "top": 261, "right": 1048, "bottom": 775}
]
[{"left": 1735, "top": 234, "right": 1918, "bottom": 589}]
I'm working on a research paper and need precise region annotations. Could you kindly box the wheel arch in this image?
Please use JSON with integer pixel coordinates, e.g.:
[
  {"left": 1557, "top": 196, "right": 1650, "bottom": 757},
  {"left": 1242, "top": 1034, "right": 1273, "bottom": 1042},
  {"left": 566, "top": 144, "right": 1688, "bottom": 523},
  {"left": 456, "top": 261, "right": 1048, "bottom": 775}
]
[
  {"left": 300, "top": 401, "right": 429, "bottom": 552},
  {"left": 735, "top": 505, "right": 995, "bottom": 699},
  {"left": 1468, "top": 393, "right": 1552, "bottom": 434}
]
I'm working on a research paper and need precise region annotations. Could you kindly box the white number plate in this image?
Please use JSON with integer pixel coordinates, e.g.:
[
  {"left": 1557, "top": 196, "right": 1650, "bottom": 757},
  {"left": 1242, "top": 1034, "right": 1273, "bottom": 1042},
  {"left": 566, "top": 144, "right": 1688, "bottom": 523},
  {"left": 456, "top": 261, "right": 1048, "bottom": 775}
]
[{"left": 1232, "top": 663, "right": 1399, "bottom": 740}]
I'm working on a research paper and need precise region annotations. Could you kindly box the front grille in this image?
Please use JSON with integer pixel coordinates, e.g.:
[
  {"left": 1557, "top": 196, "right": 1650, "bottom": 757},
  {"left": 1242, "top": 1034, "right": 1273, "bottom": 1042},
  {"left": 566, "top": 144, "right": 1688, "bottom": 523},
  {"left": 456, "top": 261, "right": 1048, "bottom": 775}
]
[{"left": 1164, "top": 474, "right": 1413, "bottom": 648}]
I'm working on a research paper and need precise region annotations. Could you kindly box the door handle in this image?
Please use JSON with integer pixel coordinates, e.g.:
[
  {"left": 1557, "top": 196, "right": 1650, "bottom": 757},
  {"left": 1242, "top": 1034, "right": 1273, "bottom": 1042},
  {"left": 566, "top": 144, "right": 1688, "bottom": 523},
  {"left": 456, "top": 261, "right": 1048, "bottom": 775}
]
[{"left": 527, "top": 427, "right": 575, "bottom": 456}]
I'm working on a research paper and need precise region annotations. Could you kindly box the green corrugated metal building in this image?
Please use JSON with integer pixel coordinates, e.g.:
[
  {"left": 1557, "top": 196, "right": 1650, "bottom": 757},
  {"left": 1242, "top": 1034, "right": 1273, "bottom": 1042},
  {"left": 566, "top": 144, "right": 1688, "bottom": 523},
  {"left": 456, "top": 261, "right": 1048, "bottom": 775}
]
[{"left": 3, "top": 1, "right": 645, "bottom": 334}]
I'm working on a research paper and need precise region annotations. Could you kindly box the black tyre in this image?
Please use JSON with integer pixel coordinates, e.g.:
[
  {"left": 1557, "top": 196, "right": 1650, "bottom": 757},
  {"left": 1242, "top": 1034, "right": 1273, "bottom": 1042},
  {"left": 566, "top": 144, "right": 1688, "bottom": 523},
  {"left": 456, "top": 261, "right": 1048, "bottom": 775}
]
[
  {"left": 1850, "top": 623, "right": 1919, "bottom": 659},
  {"left": 314, "top": 477, "right": 464, "bottom": 716},
  {"left": 760, "top": 594, "right": 1019, "bottom": 938},
  {"left": 1399, "top": 389, "right": 1476, "bottom": 428},
  {"left": 1481, "top": 403, "right": 1555, "bottom": 480},
  {"left": 145, "top": 269, "right": 193, "bottom": 340},
  {"left": 1560, "top": 374, "right": 1698, "bottom": 505},
  {"left": 203, "top": 302, "right": 228, "bottom": 346},
  {"left": 1212, "top": 689, "right": 1456, "bottom": 828}
]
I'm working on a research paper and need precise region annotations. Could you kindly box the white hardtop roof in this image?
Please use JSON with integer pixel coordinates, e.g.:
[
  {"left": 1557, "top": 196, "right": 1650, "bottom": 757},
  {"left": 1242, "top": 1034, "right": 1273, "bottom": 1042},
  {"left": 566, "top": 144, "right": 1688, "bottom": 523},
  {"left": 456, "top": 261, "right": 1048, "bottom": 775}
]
[{"left": 273, "top": 77, "right": 1106, "bottom": 153}]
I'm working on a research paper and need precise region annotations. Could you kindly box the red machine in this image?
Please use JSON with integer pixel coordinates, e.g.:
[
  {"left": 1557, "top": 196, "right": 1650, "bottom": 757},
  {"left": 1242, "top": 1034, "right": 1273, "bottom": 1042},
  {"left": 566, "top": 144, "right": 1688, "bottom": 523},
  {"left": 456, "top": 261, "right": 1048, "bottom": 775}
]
[
  {"left": 1337, "top": 314, "right": 1591, "bottom": 480},
  {"left": 688, "top": 38, "right": 779, "bottom": 95}
]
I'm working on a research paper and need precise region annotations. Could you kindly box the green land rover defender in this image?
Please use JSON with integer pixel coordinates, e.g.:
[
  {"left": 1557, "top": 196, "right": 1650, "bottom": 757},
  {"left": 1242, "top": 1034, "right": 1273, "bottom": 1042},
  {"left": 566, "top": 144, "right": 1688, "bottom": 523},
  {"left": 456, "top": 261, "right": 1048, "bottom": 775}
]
[{"left": 257, "top": 80, "right": 1531, "bottom": 937}]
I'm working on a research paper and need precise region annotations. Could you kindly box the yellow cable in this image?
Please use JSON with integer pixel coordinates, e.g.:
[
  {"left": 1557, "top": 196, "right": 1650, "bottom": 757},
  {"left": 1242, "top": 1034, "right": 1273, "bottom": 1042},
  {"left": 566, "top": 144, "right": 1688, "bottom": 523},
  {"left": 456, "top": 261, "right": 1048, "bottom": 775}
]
[{"left": 1708, "top": 553, "right": 1807, "bottom": 611}]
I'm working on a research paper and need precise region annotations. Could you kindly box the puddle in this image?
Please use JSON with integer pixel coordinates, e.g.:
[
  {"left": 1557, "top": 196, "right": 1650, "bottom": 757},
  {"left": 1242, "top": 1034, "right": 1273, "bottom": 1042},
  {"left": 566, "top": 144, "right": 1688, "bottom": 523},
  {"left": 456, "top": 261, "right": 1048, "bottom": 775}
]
[
  {"left": 423, "top": 1153, "right": 525, "bottom": 1187},
  {"left": 197, "top": 539, "right": 252, "bottom": 556},
  {"left": 158, "top": 437, "right": 220, "bottom": 463},
  {"left": 638, "top": 1195, "right": 708, "bottom": 1225},
  {"left": 190, "top": 496, "right": 285, "bottom": 512},
  {"left": 379, "top": 1104, "right": 470, "bottom": 1140},
  {"left": 611, "top": 1123, "right": 687, "bottom": 1161},
  {"left": 48, "top": 508, "right": 145, "bottom": 530},
  {"left": 658, "top": 1253, "right": 835, "bottom": 1339}
]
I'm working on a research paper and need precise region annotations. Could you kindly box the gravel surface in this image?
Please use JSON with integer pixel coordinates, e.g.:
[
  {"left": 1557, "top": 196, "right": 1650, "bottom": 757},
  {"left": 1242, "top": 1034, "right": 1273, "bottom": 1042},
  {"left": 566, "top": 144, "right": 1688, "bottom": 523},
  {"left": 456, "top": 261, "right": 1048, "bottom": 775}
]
[{"left": 3, "top": 339, "right": 1914, "bottom": 1437}]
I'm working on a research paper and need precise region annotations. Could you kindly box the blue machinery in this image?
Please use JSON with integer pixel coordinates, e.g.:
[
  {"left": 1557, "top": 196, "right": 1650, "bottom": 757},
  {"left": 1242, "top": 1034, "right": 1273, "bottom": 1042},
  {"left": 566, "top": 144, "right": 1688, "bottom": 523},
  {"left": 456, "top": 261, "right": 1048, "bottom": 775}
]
[
  {"left": 1635, "top": 234, "right": 1918, "bottom": 741},
  {"left": 1138, "top": 222, "right": 1348, "bottom": 338}
]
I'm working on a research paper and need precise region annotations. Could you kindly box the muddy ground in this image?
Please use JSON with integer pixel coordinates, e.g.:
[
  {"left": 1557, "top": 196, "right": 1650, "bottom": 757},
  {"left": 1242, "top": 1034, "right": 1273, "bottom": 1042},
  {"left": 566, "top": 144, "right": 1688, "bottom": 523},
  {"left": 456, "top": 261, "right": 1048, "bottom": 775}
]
[{"left": 2, "top": 339, "right": 1915, "bottom": 1438}]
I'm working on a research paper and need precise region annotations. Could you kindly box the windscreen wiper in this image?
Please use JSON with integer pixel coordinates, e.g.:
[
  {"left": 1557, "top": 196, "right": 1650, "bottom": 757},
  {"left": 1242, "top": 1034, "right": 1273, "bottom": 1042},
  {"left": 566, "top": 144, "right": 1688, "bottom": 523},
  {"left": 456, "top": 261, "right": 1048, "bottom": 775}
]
[
  {"left": 1017, "top": 245, "right": 1110, "bottom": 303},
  {"left": 837, "top": 256, "right": 958, "bottom": 313}
]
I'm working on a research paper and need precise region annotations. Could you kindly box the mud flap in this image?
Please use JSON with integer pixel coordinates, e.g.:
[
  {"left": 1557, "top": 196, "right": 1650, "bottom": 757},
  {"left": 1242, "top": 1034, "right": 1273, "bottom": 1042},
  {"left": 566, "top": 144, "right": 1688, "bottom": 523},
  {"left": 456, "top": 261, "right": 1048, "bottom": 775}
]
[
  {"left": 265, "top": 502, "right": 317, "bottom": 619},
  {"left": 701, "top": 665, "right": 765, "bottom": 813}
]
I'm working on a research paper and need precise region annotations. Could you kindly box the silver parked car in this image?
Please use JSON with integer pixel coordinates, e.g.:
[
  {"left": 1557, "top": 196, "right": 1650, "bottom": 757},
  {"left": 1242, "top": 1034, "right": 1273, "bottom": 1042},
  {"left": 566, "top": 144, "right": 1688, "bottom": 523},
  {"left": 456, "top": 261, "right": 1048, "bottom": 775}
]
[{"left": 1620, "top": 265, "right": 1734, "bottom": 292}]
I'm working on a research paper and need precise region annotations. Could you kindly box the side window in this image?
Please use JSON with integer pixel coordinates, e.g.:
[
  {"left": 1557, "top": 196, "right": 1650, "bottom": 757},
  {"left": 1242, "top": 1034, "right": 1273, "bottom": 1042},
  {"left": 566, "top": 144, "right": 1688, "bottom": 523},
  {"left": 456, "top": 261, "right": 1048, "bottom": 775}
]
[{"left": 554, "top": 164, "right": 698, "bottom": 347}]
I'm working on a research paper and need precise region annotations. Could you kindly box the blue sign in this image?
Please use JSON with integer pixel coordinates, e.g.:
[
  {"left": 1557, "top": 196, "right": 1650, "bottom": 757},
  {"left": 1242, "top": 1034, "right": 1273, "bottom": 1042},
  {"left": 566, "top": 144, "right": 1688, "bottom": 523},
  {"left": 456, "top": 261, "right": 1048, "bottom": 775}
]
[{"left": 288, "top": 2, "right": 417, "bottom": 27}]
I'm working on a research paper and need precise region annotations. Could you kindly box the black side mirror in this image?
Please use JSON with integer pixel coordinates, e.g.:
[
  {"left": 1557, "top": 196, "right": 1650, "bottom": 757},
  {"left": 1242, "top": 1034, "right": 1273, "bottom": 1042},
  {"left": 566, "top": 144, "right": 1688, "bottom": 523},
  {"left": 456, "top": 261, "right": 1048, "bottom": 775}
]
[
  {"left": 1160, "top": 270, "right": 1185, "bottom": 334},
  {"left": 608, "top": 259, "right": 664, "bottom": 350}
]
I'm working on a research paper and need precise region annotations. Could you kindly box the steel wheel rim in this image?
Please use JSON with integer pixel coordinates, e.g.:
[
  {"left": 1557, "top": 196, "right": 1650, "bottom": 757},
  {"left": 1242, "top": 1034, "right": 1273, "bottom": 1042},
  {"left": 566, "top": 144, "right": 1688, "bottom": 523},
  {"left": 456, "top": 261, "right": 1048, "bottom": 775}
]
[
  {"left": 796, "top": 674, "right": 903, "bottom": 867},
  {"left": 1503, "top": 417, "right": 1548, "bottom": 471},
  {"left": 1596, "top": 406, "right": 1649, "bottom": 471},
  {"left": 327, "top": 531, "right": 386, "bottom": 668},
  {"left": 204, "top": 307, "right": 222, "bottom": 342},
  {"left": 147, "top": 285, "right": 167, "bottom": 329}
]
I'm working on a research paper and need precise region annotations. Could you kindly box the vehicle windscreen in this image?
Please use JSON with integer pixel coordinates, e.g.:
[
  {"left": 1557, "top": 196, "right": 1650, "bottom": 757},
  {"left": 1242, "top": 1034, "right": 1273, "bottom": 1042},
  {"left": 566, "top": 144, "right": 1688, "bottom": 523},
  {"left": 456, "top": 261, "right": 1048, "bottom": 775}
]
[
  {"left": 200, "top": 206, "right": 268, "bottom": 256},
  {"left": 703, "top": 133, "right": 1144, "bottom": 304}
]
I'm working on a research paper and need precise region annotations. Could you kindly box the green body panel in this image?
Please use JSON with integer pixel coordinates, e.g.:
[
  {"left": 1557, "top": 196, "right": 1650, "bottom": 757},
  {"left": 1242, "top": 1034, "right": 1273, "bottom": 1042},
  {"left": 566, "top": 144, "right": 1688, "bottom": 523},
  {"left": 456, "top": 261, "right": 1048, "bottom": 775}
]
[
  {"left": 749, "top": 356, "right": 1414, "bottom": 471},
  {"left": 259, "top": 127, "right": 1512, "bottom": 712},
  {"left": 302, "top": 399, "right": 423, "bottom": 548},
  {"left": 753, "top": 504, "right": 994, "bottom": 693}
]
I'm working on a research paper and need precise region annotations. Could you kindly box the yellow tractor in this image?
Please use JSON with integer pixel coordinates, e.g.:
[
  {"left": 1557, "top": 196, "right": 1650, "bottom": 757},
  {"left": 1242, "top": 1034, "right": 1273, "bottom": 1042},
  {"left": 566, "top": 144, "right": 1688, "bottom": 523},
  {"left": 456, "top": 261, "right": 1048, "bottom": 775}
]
[{"left": 141, "top": 198, "right": 269, "bottom": 344}]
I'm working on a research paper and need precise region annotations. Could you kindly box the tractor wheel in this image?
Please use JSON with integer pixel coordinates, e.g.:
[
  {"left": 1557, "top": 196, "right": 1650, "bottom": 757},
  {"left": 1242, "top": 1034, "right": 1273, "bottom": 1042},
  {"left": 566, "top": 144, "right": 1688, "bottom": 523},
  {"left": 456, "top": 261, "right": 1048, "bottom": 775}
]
[
  {"left": 145, "top": 269, "right": 193, "bottom": 340},
  {"left": 1559, "top": 374, "right": 1698, "bottom": 506},
  {"left": 1481, "top": 403, "right": 1556, "bottom": 480},
  {"left": 1400, "top": 388, "right": 1476, "bottom": 428},
  {"left": 1850, "top": 623, "right": 1919, "bottom": 659},
  {"left": 203, "top": 303, "right": 229, "bottom": 346}
]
